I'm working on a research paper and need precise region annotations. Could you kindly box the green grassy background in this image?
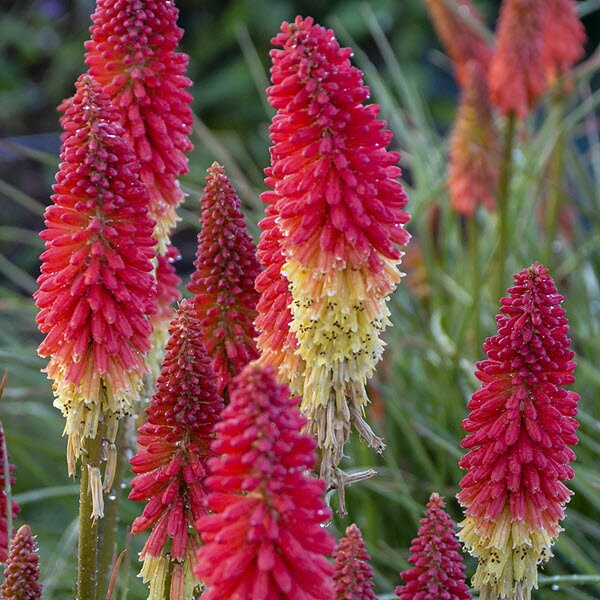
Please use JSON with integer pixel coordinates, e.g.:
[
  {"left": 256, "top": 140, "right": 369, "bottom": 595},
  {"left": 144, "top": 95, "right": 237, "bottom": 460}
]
[{"left": 1, "top": 1, "right": 600, "bottom": 598}]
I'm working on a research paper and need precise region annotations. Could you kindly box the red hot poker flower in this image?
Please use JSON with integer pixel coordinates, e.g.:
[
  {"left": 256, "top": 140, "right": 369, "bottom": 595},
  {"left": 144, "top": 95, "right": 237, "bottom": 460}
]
[
  {"left": 457, "top": 263, "right": 579, "bottom": 599},
  {"left": 396, "top": 493, "right": 469, "bottom": 600},
  {"left": 256, "top": 16, "right": 410, "bottom": 500},
  {"left": 130, "top": 299, "right": 223, "bottom": 599},
  {"left": 541, "top": 0, "right": 586, "bottom": 86},
  {"left": 85, "top": 0, "right": 193, "bottom": 249},
  {"left": 448, "top": 61, "right": 500, "bottom": 216},
  {"left": 195, "top": 364, "right": 336, "bottom": 600},
  {"left": 187, "top": 163, "right": 261, "bottom": 397},
  {"left": 424, "top": 0, "right": 494, "bottom": 86},
  {"left": 34, "top": 75, "right": 156, "bottom": 474},
  {"left": 1, "top": 525, "right": 42, "bottom": 599},
  {"left": 333, "top": 523, "right": 376, "bottom": 600}
]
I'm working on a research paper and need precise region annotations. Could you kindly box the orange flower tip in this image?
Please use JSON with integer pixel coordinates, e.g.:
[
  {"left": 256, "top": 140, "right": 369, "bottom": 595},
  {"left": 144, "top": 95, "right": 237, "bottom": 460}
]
[
  {"left": 129, "top": 299, "right": 221, "bottom": 594},
  {"left": 34, "top": 73, "right": 157, "bottom": 472},
  {"left": 85, "top": 0, "right": 194, "bottom": 249},
  {"left": 255, "top": 16, "right": 410, "bottom": 499},
  {"left": 396, "top": 493, "right": 469, "bottom": 599},
  {"left": 195, "top": 364, "right": 336, "bottom": 600},
  {"left": 333, "top": 523, "right": 377, "bottom": 599},
  {"left": 187, "top": 163, "right": 260, "bottom": 396},
  {"left": 457, "top": 263, "right": 579, "bottom": 598},
  {"left": 1, "top": 524, "right": 42, "bottom": 599}
]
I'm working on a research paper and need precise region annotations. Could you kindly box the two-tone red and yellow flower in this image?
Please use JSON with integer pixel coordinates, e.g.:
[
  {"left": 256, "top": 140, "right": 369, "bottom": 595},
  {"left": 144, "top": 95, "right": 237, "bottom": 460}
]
[
  {"left": 489, "top": 0, "right": 585, "bottom": 117},
  {"left": 457, "top": 264, "right": 579, "bottom": 599},
  {"left": 255, "top": 16, "right": 410, "bottom": 499},
  {"left": 449, "top": 62, "right": 500, "bottom": 216},
  {"left": 1, "top": 525, "right": 42, "bottom": 599},
  {"left": 187, "top": 163, "right": 261, "bottom": 397},
  {"left": 195, "top": 364, "right": 336, "bottom": 599},
  {"left": 35, "top": 75, "right": 156, "bottom": 474},
  {"left": 424, "top": 0, "right": 493, "bottom": 86},
  {"left": 85, "top": 0, "right": 193, "bottom": 249},
  {"left": 334, "top": 523, "right": 376, "bottom": 600},
  {"left": 396, "top": 493, "right": 470, "bottom": 600},
  {"left": 130, "top": 299, "right": 223, "bottom": 599}
]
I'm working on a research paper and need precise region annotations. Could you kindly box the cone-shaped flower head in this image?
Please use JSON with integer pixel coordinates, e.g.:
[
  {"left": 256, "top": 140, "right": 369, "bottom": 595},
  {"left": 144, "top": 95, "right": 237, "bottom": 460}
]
[
  {"left": 195, "top": 364, "right": 336, "bottom": 599},
  {"left": 147, "top": 244, "right": 182, "bottom": 379},
  {"left": 424, "top": 0, "right": 494, "bottom": 86},
  {"left": 333, "top": 523, "right": 376, "bottom": 600},
  {"left": 489, "top": 0, "right": 585, "bottom": 118},
  {"left": 541, "top": 0, "right": 586, "bottom": 86},
  {"left": 35, "top": 75, "right": 156, "bottom": 474},
  {"left": 0, "top": 418, "right": 19, "bottom": 564},
  {"left": 396, "top": 493, "right": 470, "bottom": 600},
  {"left": 187, "top": 163, "right": 260, "bottom": 396},
  {"left": 448, "top": 62, "right": 500, "bottom": 216},
  {"left": 130, "top": 299, "right": 223, "bottom": 599},
  {"left": 85, "top": 0, "right": 193, "bottom": 249},
  {"left": 1, "top": 525, "right": 42, "bottom": 599},
  {"left": 255, "top": 15, "right": 410, "bottom": 498},
  {"left": 457, "top": 263, "right": 579, "bottom": 599}
]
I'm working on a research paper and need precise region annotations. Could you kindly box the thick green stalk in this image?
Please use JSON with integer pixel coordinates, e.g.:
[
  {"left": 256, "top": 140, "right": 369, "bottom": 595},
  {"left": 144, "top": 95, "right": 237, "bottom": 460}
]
[
  {"left": 496, "top": 113, "right": 517, "bottom": 300},
  {"left": 97, "top": 419, "right": 132, "bottom": 599},
  {"left": 77, "top": 433, "right": 103, "bottom": 600}
]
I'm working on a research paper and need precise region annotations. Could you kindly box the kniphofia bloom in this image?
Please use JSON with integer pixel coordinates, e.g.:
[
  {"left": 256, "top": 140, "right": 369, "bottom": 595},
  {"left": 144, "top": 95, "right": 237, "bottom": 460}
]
[
  {"left": 396, "top": 493, "right": 470, "bottom": 600},
  {"left": 187, "top": 163, "right": 260, "bottom": 397},
  {"left": 255, "top": 16, "right": 410, "bottom": 503},
  {"left": 195, "top": 364, "right": 336, "bottom": 599},
  {"left": 457, "top": 264, "right": 579, "bottom": 599},
  {"left": 130, "top": 299, "right": 223, "bottom": 599},
  {"left": 85, "top": 0, "right": 193, "bottom": 249},
  {"left": 333, "top": 523, "right": 377, "bottom": 600},
  {"left": 35, "top": 75, "right": 156, "bottom": 474},
  {"left": 1, "top": 525, "right": 42, "bottom": 599}
]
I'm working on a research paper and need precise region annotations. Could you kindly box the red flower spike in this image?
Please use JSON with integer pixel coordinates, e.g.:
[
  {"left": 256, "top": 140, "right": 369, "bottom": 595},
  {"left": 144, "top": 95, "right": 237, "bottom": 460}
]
[
  {"left": 255, "top": 16, "right": 410, "bottom": 501},
  {"left": 541, "top": 0, "right": 586, "bottom": 86},
  {"left": 424, "top": 0, "right": 493, "bottom": 86},
  {"left": 34, "top": 75, "right": 156, "bottom": 474},
  {"left": 448, "top": 62, "right": 500, "bottom": 216},
  {"left": 195, "top": 364, "right": 336, "bottom": 600},
  {"left": 0, "top": 418, "right": 20, "bottom": 564},
  {"left": 187, "top": 163, "right": 261, "bottom": 397},
  {"left": 130, "top": 299, "right": 223, "bottom": 599},
  {"left": 396, "top": 493, "right": 470, "bottom": 600},
  {"left": 1, "top": 525, "right": 42, "bottom": 599},
  {"left": 148, "top": 244, "right": 181, "bottom": 378},
  {"left": 333, "top": 524, "right": 376, "bottom": 600},
  {"left": 85, "top": 0, "right": 193, "bottom": 249},
  {"left": 457, "top": 263, "right": 579, "bottom": 599}
]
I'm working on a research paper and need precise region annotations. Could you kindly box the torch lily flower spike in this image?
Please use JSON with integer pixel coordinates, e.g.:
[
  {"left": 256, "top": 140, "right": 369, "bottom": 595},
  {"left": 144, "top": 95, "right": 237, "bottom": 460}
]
[
  {"left": 1, "top": 525, "right": 42, "bottom": 599},
  {"left": 187, "top": 162, "right": 261, "bottom": 398},
  {"left": 85, "top": 0, "right": 193, "bottom": 250},
  {"left": 396, "top": 493, "right": 470, "bottom": 600},
  {"left": 195, "top": 364, "right": 336, "bottom": 600},
  {"left": 457, "top": 263, "right": 579, "bottom": 600},
  {"left": 35, "top": 75, "right": 156, "bottom": 475},
  {"left": 334, "top": 523, "right": 377, "bottom": 600},
  {"left": 489, "top": 0, "right": 585, "bottom": 118},
  {"left": 130, "top": 299, "right": 223, "bottom": 600},
  {"left": 256, "top": 16, "right": 410, "bottom": 504}
]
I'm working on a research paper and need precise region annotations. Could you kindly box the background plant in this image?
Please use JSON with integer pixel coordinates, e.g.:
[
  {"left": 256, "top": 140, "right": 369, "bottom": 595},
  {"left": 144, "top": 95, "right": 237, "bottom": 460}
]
[{"left": 0, "top": 1, "right": 600, "bottom": 599}]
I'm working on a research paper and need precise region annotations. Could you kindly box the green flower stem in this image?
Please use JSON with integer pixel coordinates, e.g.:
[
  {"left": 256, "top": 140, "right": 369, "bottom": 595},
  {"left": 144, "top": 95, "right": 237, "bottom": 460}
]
[
  {"left": 496, "top": 112, "right": 517, "bottom": 300},
  {"left": 468, "top": 214, "right": 480, "bottom": 358},
  {"left": 77, "top": 432, "right": 103, "bottom": 600},
  {"left": 97, "top": 419, "right": 132, "bottom": 599},
  {"left": 1, "top": 420, "right": 13, "bottom": 550}
]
